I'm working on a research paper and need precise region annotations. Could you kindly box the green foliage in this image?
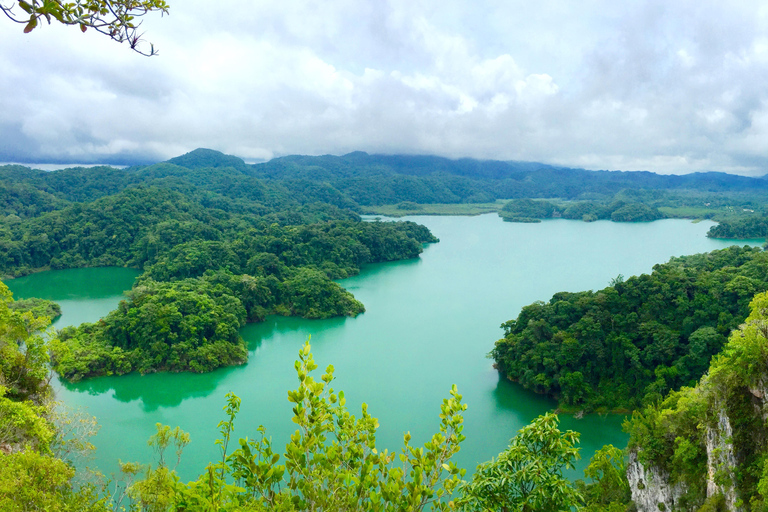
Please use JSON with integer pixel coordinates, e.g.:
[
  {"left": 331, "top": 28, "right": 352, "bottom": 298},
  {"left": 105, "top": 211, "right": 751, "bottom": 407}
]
[
  {"left": 0, "top": 282, "right": 106, "bottom": 510},
  {"left": 1, "top": 0, "right": 169, "bottom": 56},
  {"left": 500, "top": 198, "right": 558, "bottom": 221},
  {"left": 0, "top": 281, "right": 53, "bottom": 402},
  {"left": 578, "top": 445, "right": 631, "bottom": 511},
  {"left": 0, "top": 449, "right": 105, "bottom": 511},
  {"left": 0, "top": 386, "right": 55, "bottom": 454},
  {"left": 0, "top": 170, "right": 437, "bottom": 378},
  {"left": 396, "top": 201, "right": 424, "bottom": 210},
  {"left": 123, "top": 341, "right": 468, "bottom": 511},
  {"left": 0, "top": 179, "right": 433, "bottom": 280},
  {"left": 9, "top": 296, "right": 61, "bottom": 319},
  {"left": 282, "top": 268, "right": 365, "bottom": 319},
  {"left": 51, "top": 276, "right": 250, "bottom": 380},
  {"left": 50, "top": 264, "right": 372, "bottom": 380},
  {"left": 499, "top": 197, "right": 664, "bottom": 223},
  {"left": 456, "top": 413, "right": 581, "bottom": 512},
  {"left": 167, "top": 148, "right": 251, "bottom": 172},
  {"left": 492, "top": 246, "right": 768, "bottom": 410},
  {"left": 363, "top": 202, "right": 503, "bottom": 217},
  {"left": 609, "top": 203, "right": 663, "bottom": 222},
  {"left": 251, "top": 152, "right": 768, "bottom": 207},
  {"left": 697, "top": 494, "right": 727, "bottom": 512}
]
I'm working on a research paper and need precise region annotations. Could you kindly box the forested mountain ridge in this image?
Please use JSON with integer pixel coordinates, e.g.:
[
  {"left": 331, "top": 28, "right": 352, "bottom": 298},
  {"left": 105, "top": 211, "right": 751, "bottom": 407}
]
[
  {"left": 250, "top": 150, "right": 768, "bottom": 194},
  {"left": 5, "top": 148, "right": 768, "bottom": 220},
  {"left": 250, "top": 150, "right": 768, "bottom": 207}
]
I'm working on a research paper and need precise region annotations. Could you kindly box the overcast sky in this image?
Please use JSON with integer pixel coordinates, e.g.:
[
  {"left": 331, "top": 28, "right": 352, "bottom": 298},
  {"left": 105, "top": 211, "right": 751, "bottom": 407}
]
[{"left": 3, "top": 0, "right": 768, "bottom": 175}]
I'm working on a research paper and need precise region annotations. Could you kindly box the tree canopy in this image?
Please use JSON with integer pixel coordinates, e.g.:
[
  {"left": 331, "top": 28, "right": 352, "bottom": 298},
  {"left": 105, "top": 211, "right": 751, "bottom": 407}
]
[{"left": 492, "top": 245, "right": 768, "bottom": 411}]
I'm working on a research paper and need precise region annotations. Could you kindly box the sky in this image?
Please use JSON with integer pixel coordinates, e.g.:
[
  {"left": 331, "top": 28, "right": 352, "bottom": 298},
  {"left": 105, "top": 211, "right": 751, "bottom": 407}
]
[{"left": 2, "top": 1, "right": 768, "bottom": 175}]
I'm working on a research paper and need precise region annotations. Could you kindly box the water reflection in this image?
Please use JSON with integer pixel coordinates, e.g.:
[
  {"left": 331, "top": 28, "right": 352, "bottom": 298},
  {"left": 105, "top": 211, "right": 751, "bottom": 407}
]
[
  {"left": 241, "top": 315, "right": 350, "bottom": 349},
  {"left": 6, "top": 267, "right": 140, "bottom": 300},
  {"left": 491, "top": 373, "right": 555, "bottom": 419},
  {"left": 57, "top": 363, "right": 242, "bottom": 412}
]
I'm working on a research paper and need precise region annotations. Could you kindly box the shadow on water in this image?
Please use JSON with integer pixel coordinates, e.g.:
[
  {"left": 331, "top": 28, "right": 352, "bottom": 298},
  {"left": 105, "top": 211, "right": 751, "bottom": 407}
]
[
  {"left": 57, "top": 313, "right": 353, "bottom": 413},
  {"left": 6, "top": 267, "right": 140, "bottom": 300},
  {"left": 58, "top": 364, "right": 243, "bottom": 412},
  {"left": 241, "top": 315, "right": 352, "bottom": 350},
  {"left": 488, "top": 372, "right": 629, "bottom": 478},
  {"left": 340, "top": 255, "right": 424, "bottom": 293},
  {"left": 491, "top": 372, "right": 558, "bottom": 419}
]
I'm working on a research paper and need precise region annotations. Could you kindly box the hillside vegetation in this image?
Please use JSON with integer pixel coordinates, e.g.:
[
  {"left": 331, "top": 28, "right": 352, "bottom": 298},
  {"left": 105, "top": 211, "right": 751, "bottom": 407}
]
[{"left": 492, "top": 246, "right": 768, "bottom": 411}]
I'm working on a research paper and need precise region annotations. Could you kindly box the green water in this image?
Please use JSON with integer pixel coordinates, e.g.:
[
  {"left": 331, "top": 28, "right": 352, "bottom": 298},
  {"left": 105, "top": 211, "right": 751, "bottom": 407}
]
[
  {"left": 5, "top": 216, "right": 762, "bottom": 483},
  {"left": 5, "top": 267, "right": 140, "bottom": 328}
]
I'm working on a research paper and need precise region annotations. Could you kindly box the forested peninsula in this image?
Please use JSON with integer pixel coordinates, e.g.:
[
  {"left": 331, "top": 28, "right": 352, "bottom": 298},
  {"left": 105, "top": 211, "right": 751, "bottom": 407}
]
[{"left": 492, "top": 245, "right": 768, "bottom": 411}]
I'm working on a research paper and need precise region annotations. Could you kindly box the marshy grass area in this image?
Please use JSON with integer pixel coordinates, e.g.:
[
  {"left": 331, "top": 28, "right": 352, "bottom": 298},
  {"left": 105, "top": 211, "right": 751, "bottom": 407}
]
[{"left": 362, "top": 200, "right": 506, "bottom": 217}]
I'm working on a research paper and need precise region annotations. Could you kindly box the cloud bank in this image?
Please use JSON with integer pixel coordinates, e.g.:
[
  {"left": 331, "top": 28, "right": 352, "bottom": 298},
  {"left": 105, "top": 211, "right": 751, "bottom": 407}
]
[{"left": 2, "top": 0, "right": 768, "bottom": 175}]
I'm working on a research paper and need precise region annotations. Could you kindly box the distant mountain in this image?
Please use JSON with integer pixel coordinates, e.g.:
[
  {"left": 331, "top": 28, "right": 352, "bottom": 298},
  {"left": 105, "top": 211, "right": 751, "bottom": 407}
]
[
  {"left": 162, "top": 148, "right": 768, "bottom": 192},
  {"left": 244, "top": 151, "right": 768, "bottom": 192},
  {"left": 167, "top": 148, "right": 250, "bottom": 172},
  {"left": 2, "top": 147, "right": 768, "bottom": 225},
  {"left": 155, "top": 148, "right": 768, "bottom": 206},
  {"left": 250, "top": 152, "right": 558, "bottom": 181}
]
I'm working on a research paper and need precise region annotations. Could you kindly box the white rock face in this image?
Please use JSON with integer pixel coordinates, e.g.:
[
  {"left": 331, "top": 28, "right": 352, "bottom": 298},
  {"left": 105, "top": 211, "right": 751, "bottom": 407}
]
[
  {"left": 628, "top": 404, "right": 745, "bottom": 512},
  {"left": 706, "top": 407, "right": 740, "bottom": 511},
  {"left": 749, "top": 378, "right": 768, "bottom": 421},
  {"left": 627, "top": 451, "right": 686, "bottom": 512}
]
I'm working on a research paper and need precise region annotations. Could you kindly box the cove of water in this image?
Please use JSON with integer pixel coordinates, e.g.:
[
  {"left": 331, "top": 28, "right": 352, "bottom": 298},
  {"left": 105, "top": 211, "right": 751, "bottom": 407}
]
[{"left": 5, "top": 216, "right": 761, "bottom": 483}]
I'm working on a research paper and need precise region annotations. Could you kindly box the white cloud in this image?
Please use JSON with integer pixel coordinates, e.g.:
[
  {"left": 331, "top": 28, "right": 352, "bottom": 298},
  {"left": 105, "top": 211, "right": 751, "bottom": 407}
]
[{"left": 2, "top": 0, "right": 768, "bottom": 175}]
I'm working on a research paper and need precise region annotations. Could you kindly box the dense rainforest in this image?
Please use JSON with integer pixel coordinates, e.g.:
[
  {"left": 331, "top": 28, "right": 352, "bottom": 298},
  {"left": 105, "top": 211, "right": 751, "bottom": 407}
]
[
  {"left": 498, "top": 197, "right": 665, "bottom": 223},
  {"left": 492, "top": 245, "right": 768, "bottom": 411},
  {"left": 0, "top": 154, "right": 439, "bottom": 378},
  {"left": 248, "top": 151, "right": 768, "bottom": 204},
  {"left": 4, "top": 148, "right": 768, "bottom": 220},
  {"left": 620, "top": 291, "right": 768, "bottom": 511}
]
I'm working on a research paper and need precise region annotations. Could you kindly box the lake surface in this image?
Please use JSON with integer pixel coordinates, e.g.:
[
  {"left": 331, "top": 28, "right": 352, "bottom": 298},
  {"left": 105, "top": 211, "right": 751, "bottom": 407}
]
[{"left": 5, "top": 216, "right": 761, "bottom": 483}]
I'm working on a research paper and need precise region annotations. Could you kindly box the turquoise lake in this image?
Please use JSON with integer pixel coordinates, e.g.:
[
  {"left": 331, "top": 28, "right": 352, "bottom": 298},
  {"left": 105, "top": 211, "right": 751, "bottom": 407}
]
[{"left": 6, "top": 215, "right": 761, "bottom": 482}]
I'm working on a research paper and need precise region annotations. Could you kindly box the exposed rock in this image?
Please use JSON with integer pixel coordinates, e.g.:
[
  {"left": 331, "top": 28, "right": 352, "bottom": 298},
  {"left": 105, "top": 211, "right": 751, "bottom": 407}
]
[
  {"left": 748, "top": 378, "right": 768, "bottom": 421},
  {"left": 627, "top": 451, "right": 686, "bottom": 512},
  {"left": 706, "top": 406, "right": 740, "bottom": 511}
]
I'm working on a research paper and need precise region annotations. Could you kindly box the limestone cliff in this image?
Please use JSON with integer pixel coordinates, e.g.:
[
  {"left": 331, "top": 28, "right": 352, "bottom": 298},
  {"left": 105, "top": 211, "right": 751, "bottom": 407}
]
[
  {"left": 627, "top": 451, "right": 686, "bottom": 511},
  {"left": 625, "top": 292, "right": 768, "bottom": 511}
]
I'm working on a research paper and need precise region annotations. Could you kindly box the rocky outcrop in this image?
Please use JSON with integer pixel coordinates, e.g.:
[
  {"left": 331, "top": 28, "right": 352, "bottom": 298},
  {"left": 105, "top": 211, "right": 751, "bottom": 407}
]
[
  {"left": 625, "top": 294, "right": 768, "bottom": 511},
  {"left": 748, "top": 378, "right": 768, "bottom": 421},
  {"left": 627, "top": 451, "right": 686, "bottom": 512},
  {"left": 628, "top": 406, "right": 743, "bottom": 512},
  {"left": 705, "top": 407, "right": 739, "bottom": 511}
]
